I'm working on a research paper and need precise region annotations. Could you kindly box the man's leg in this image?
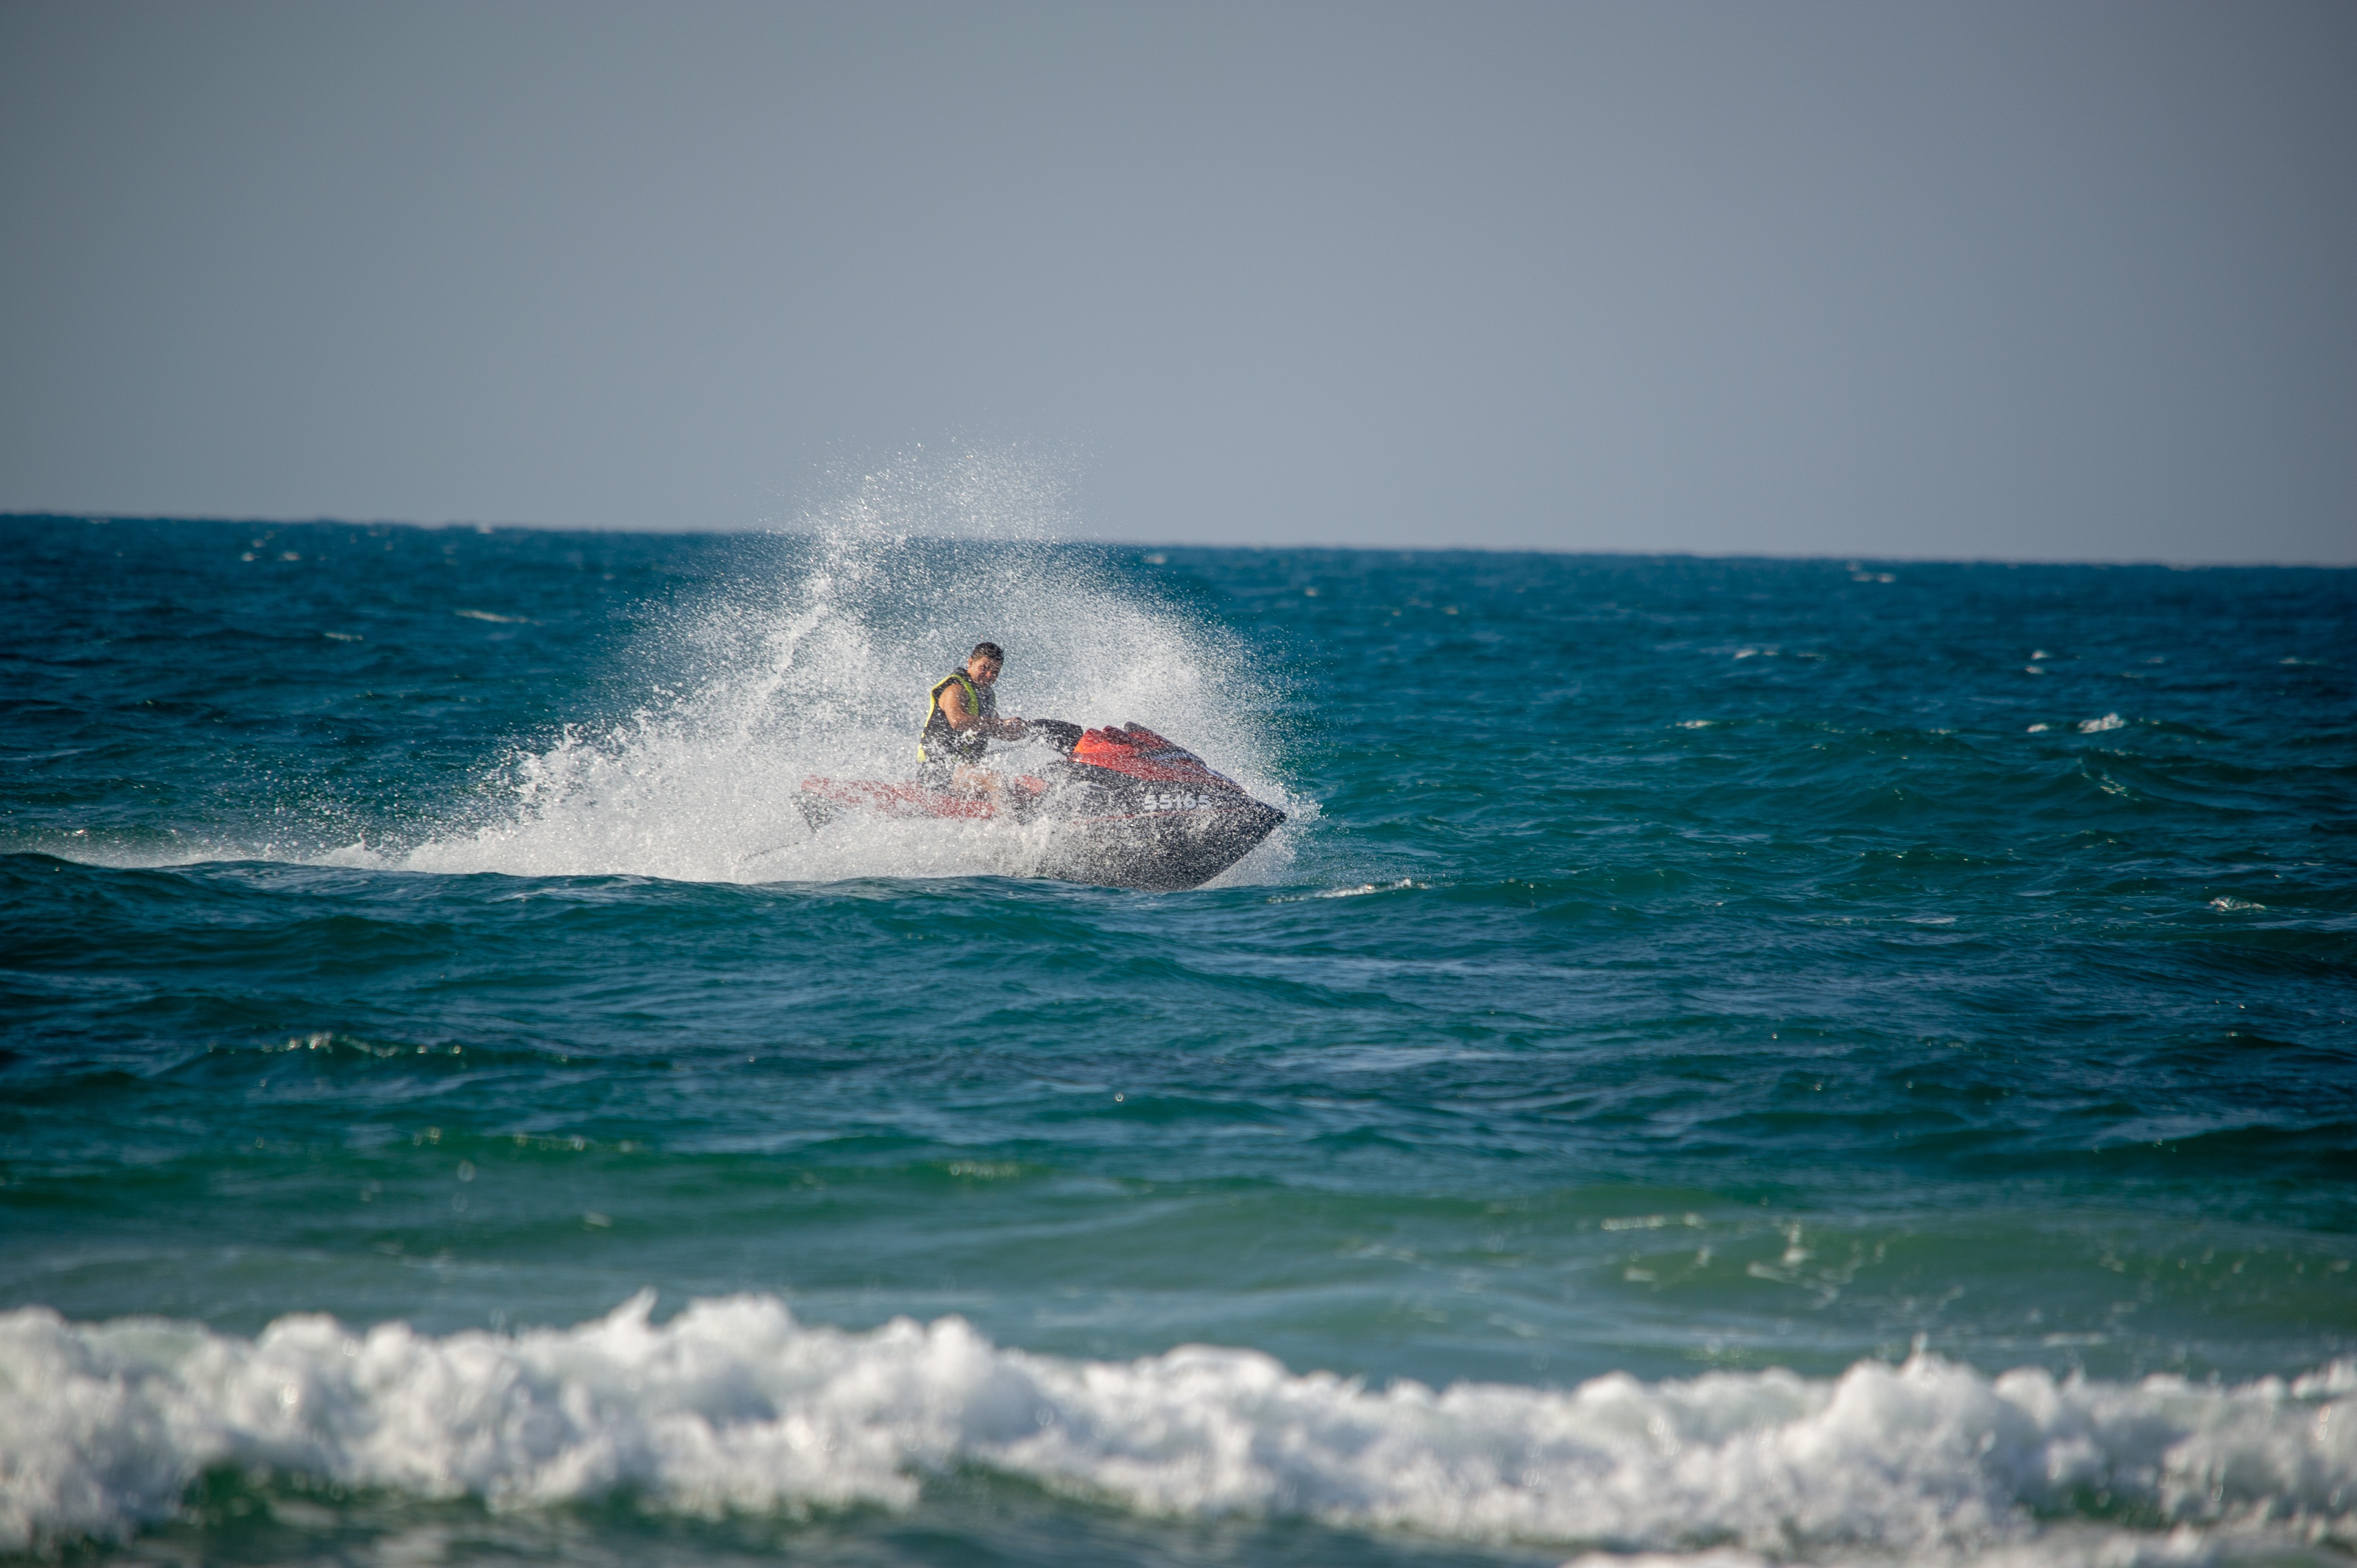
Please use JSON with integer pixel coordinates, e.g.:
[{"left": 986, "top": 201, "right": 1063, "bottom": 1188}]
[{"left": 950, "top": 764, "right": 1006, "bottom": 804}]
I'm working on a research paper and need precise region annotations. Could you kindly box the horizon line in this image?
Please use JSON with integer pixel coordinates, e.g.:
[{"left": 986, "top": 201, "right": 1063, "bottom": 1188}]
[{"left": 8, "top": 511, "right": 2351, "bottom": 571}]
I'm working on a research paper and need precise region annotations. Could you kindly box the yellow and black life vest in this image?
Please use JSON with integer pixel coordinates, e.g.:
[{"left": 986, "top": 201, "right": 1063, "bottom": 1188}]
[{"left": 920, "top": 670, "right": 996, "bottom": 764}]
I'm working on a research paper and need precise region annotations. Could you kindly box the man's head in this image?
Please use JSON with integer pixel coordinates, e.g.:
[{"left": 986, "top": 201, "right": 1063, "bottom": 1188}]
[{"left": 966, "top": 642, "right": 1005, "bottom": 685}]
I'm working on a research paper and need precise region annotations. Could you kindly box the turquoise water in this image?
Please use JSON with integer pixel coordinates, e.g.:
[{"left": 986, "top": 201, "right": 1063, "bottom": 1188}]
[{"left": 3, "top": 514, "right": 2354, "bottom": 1566}]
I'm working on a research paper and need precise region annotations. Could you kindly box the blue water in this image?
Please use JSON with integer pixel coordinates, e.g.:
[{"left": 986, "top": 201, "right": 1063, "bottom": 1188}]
[{"left": 3, "top": 513, "right": 2354, "bottom": 1567}]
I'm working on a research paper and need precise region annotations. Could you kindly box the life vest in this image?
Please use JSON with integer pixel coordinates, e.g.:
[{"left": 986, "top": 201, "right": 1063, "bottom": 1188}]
[{"left": 920, "top": 670, "right": 996, "bottom": 764}]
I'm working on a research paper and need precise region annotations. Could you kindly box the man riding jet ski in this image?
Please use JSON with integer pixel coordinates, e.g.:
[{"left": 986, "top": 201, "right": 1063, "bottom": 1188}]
[
  {"left": 796, "top": 643, "right": 1285, "bottom": 891},
  {"left": 916, "top": 641, "right": 1029, "bottom": 795}
]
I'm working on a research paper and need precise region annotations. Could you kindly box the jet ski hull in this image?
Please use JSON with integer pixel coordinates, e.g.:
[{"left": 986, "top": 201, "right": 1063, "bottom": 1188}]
[
  {"left": 796, "top": 723, "right": 1285, "bottom": 891},
  {"left": 1031, "top": 800, "right": 1286, "bottom": 891}
]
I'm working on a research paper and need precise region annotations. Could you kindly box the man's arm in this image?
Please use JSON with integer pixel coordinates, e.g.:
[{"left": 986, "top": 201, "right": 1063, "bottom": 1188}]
[{"left": 938, "top": 685, "right": 1025, "bottom": 737}]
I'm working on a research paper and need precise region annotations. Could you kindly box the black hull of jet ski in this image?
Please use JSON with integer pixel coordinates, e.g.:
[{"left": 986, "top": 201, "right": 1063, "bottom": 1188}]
[
  {"left": 1031, "top": 800, "right": 1286, "bottom": 892},
  {"left": 794, "top": 780, "right": 1285, "bottom": 891}
]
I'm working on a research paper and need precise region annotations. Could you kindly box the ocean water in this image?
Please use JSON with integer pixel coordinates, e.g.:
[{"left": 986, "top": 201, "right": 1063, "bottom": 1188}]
[{"left": 2, "top": 511, "right": 2354, "bottom": 1568}]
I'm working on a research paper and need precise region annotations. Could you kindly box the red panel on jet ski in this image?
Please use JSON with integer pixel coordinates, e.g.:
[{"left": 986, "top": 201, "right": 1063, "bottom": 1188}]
[
  {"left": 797, "top": 776, "right": 1052, "bottom": 821},
  {"left": 798, "top": 778, "right": 997, "bottom": 819},
  {"left": 1071, "top": 724, "right": 1242, "bottom": 788}
]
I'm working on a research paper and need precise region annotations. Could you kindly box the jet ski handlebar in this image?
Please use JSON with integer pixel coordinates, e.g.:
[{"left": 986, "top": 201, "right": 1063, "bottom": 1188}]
[{"left": 1025, "top": 718, "right": 1085, "bottom": 753}]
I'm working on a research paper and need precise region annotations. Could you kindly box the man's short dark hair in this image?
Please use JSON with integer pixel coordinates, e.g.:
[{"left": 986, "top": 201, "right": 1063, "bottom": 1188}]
[{"left": 970, "top": 642, "right": 1005, "bottom": 663}]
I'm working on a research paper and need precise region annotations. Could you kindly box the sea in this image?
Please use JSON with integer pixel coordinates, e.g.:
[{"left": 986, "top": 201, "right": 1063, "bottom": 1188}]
[{"left": 3, "top": 507, "right": 2353, "bottom": 1568}]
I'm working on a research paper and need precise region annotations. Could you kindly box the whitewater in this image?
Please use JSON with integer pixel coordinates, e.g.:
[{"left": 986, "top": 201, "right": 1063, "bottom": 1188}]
[{"left": 6, "top": 1293, "right": 2354, "bottom": 1560}]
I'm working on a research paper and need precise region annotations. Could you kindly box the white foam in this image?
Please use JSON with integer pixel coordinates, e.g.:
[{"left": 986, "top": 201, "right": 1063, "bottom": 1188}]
[
  {"left": 1271, "top": 878, "right": 1419, "bottom": 901},
  {"left": 3, "top": 1294, "right": 2351, "bottom": 1557},
  {"left": 378, "top": 450, "right": 1305, "bottom": 886}
]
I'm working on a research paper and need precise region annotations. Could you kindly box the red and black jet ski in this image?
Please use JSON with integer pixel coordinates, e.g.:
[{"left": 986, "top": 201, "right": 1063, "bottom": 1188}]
[{"left": 797, "top": 721, "right": 1285, "bottom": 891}]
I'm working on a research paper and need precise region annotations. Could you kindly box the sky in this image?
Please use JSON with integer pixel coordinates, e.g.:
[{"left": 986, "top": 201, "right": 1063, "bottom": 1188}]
[{"left": 2, "top": 1, "right": 2351, "bottom": 561}]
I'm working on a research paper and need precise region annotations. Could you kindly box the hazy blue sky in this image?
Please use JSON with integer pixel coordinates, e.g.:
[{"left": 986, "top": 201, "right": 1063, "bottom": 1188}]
[{"left": 3, "top": 2, "right": 2351, "bottom": 559}]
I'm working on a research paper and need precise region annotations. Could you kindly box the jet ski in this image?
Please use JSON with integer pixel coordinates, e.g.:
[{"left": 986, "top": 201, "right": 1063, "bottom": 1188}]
[{"left": 797, "top": 721, "right": 1285, "bottom": 891}]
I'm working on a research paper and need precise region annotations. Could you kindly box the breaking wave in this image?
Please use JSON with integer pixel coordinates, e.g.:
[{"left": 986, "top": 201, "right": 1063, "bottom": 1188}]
[{"left": 4, "top": 1293, "right": 2351, "bottom": 1560}]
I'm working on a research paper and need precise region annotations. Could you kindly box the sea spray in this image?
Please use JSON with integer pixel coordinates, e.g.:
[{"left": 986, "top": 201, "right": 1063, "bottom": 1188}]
[{"left": 394, "top": 454, "right": 1301, "bottom": 884}]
